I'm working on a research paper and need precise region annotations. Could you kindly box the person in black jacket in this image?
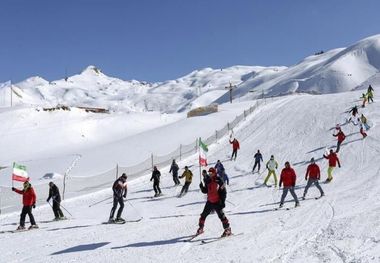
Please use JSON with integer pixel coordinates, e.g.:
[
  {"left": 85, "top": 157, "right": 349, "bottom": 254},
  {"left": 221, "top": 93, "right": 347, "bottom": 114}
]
[
  {"left": 169, "top": 159, "right": 180, "bottom": 186},
  {"left": 109, "top": 173, "right": 128, "bottom": 223},
  {"left": 150, "top": 166, "right": 162, "bottom": 197},
  {"left": 46, "top": 182, "right": 65, "bottom": 220}
]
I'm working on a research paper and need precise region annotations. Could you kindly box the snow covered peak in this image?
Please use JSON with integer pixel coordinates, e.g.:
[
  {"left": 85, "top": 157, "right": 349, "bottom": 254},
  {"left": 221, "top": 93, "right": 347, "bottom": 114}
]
[{"left": 80, "top": 65, "right": 103, "bottom": 76}]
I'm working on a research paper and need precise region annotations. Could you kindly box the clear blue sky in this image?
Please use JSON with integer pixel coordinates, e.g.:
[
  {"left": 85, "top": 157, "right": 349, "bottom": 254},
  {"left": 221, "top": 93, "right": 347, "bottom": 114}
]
[{"left": 1, "top": 0, "right": 379, "bottom": 83}]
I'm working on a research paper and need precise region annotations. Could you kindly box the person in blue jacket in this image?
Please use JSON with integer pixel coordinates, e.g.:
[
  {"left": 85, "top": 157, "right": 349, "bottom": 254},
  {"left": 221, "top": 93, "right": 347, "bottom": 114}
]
[{"left": 252, "top": 150, "right": 263, "bottom": 173}]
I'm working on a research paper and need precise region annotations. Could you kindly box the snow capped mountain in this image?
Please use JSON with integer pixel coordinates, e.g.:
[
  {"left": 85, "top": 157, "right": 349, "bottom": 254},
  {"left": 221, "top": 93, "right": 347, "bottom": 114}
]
[
  {"left": 2, "top": 35, "right": 380, "bottom": 113},
  {"left": 1, "top": 34, "right": 380, "bottom": 112}
]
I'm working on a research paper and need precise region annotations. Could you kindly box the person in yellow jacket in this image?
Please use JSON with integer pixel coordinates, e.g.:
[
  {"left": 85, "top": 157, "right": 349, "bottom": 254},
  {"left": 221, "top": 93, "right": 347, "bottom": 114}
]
[
  {"left": 264, "top": 155, "right": 279, "bottom": 187},
  {"left": 178, "top": 166, "right": 193, "bottom": 197}
]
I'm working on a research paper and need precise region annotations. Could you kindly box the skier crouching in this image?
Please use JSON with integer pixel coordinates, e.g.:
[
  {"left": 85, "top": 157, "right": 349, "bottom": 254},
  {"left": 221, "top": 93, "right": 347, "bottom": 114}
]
[{"left": 196, "top": 167, "right": 231, "bottom": 237}]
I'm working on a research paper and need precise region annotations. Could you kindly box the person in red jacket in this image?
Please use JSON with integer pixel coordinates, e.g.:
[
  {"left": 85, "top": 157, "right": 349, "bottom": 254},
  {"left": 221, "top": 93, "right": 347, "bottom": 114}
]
[
  {"left": 279, "top": 162, "right": 299, "bottom": 208},
  {"left": 302, "top": 158, "right": 324, "bottom": 199},
  {"left": 12, "top": 181, "right": 38, "bottom": 230},
  {"left": 229, "top": 138, "right": 240, "bottom": 161},
  {"left": 196, "top": 167, "right": 231, "bottom": 237},
  {"left": 333, "top": 127, "right": 346, "bottom": 153},
  {"left": 323, "top": 149, "right": 341, "bottom": 183}
]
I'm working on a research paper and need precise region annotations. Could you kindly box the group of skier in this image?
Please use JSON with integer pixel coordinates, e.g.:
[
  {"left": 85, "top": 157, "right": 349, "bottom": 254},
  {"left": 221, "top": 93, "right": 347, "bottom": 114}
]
[
  {"left": 12, "top": 181, "right": 65, "bottom": 230},
  {"left": 9, "top": 86, "right": 374, "bottom": 237}
]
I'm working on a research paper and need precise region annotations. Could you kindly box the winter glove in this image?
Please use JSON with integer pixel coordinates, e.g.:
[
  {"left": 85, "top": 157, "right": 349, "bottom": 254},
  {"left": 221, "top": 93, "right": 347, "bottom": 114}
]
[
  {"left": 123, "top": 193, "right": 127, "bottom": 198},
  {"left": 12, "top": 187, "right": 16, "bottom": 191},
  {"left": 338, "top": 164, "right": 341, "bottom": 168},
  {"left": 32, "top": 203, "right": 36, "bottom": 209},
  {"left": 46, "top": 198, "right": 50, "bottom": 202},
  {"left": 305, "top": 177, "right": 307, "bottom": 181}
]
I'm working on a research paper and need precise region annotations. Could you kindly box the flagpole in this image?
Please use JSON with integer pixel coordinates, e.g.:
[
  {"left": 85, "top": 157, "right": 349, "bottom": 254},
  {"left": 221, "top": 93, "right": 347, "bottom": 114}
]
[
  {"left": 11, "top": 162, "right": 14, "bottom": 188},
  {"left": 199, "top": 137, "right": 201, "bottom": 183},
  {"left": 10, "top": 80, "right": 12, "bottom": 107}
]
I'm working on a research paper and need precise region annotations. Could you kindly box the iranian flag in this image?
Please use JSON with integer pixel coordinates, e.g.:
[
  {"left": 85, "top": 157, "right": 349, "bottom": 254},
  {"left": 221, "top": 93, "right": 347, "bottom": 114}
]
[
  {"left": 12, "top": 162, "right": 29, "bottom": 182},
  {"left": 199, "top": 138, "right": 208, "bottom": 166}
]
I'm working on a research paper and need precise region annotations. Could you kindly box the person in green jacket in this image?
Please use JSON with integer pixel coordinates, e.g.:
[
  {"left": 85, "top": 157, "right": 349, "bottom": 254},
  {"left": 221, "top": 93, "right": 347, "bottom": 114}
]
[
  {"left": 367, "top": 88, "right": 374, "bottom": 103},
  {"left": 264, "top": 155, "right": 279, "bottom": 187}
]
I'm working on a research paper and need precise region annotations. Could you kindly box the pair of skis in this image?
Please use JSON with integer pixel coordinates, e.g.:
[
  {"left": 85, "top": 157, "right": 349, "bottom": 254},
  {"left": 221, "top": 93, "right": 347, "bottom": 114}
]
[{"left": 184, "top": 232, "right": 243, "bottom": 244}]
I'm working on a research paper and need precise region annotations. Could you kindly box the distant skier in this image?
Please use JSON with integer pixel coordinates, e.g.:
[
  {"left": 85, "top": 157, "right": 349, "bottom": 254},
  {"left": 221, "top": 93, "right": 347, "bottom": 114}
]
[
  {"left": 302, "top": 158, "right": 324, "bottom": 199},
  {"left": 252, "top": 150, "right": 263, "bottom": 173},
  {"left": 215, "top": 160, "right": 229, "bottom": 185},
  {"left": 367, "top": 85, "right": 374, "bottom": 103},
  {"left": 178, "top": 166, "right": 193, "bottom": 197},
  {"left": 264, "top": 155, "right": 278, "bottom": 187},
  {"left": 279, "top": 162, "right": 299, "bottom": 208},
  {"left": 348, "top": 105, "right": 359, "bottom": 123},
  {"left": 169, "top": 159, "right": 180, "bottom": 186},
  {"left": 196, "top": 167, "right": 231, "bottom": 237},
  {"left": 150, "top": 166, "right": 162, "bottom": 197},
  {"left": 360, "top": 114, "right": 370, "bottom": 130},
  {"left": 46, "top": 182, "right": 65, "bottom": 220},
  {"left": 333, "top": 126, "right": 346, "bottom": 153},
  {"left": 360, "top": 93, "right": 368, "bottom": 108},
  {"left": 359, "top": 123, "right": 367, "bottom": 139},
  {"left": 323, "top": 149, "right": 341, "bottom": 183},
  {"left": 12, "top": 181, "right": 38, "bottom": 230},
  {"left": 109, "top": 173, "right": 127, "bottom": 223},
  {"left": 229, "top": 138, "right": 240, "bottom": 161}
]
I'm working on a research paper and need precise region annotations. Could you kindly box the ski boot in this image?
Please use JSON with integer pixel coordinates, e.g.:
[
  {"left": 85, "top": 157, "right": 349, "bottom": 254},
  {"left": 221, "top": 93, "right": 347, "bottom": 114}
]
[
  {"left": 221, "top": 227, "right": 232, "bottom": 237},
  {"left": 108, "top": 218, "right": 115, "bottom": 224},
  {"left": 302, "top": 194, "right": 306, "bottom": 200},
  {"left": 279, "top": 203, "right": 284, "bottom": 208},
  {"left": 295, "top": 202, "right": 300, "bottom": 208},
  {"left": 59, "top": 216, "right": 67, "bottom": 220},
  {"left": 196, "top": 227, "right": 204, "bottom": 235},
  {"left": 115, "top": 217, "right": 126, "bottom": 223},
  {"left": 16, "top": 225, "right": 26, "bottom": 231},
  {"left": 29, "top": 224, "right": 39, "bottom": 229}
]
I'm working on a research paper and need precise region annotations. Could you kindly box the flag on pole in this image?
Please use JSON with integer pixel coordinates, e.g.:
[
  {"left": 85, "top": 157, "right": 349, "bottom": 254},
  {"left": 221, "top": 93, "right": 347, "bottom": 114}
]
[
  {"left": 12, "top": 162, "right": 29, "bottom": 182},
  {"left": 199, "top": 138, "right": 208, "bottom": 166}
]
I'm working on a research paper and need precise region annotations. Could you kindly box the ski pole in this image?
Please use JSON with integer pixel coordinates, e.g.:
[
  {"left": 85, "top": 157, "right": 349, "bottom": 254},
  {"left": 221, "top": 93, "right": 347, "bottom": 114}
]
[
  {"left": 51, "top": 198, "right": 73, "bottom": 217},
  {"left": 226, "top": 200, "right": 236, "bottom": 207},
  {"left": 126, "top": 199, "right": 143, "bottom": 220},
  {"left": 88, "top": 196, "right": 113, "bottom": 208}
]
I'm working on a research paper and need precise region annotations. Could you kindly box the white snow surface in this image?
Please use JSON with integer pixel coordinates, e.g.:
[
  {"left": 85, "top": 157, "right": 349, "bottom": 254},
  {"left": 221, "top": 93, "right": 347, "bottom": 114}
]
[{"left": 0, "top": 88, "right": 379, "bottom": 262}]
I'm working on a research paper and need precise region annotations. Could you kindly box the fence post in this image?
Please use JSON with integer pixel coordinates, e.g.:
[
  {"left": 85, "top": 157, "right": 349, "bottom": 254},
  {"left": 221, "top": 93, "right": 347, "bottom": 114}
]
[
  {"left": 116, "top": 164, "right": 119, "bottom": 179},
  {"left": 215, "top": 130, "right": 218, "bottom": 141},
  {"left": 62, "top": 172, "right": 67, "bottom": 200},
  {"left": 180, "top": 144, "right": 182, "bottom": 161},
  {"left": 227, "top": 122, "right": 230, "bottom": 131},
  {"left": 151, "top": 153, "right": 154, "bottom": 169}
]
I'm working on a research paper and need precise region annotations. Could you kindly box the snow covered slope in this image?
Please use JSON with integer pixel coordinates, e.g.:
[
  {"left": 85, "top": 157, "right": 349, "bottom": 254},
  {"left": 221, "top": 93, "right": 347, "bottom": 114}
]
[
  {"left": 2, "top": 34, "right": 380, "bottom": 113},
  {"left": 0, "top": 89, "right": 379, "bottom": 262}
]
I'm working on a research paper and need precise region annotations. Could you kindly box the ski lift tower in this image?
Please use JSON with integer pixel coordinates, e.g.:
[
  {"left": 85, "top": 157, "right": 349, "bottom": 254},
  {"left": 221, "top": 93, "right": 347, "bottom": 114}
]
[{"left": 225, "top": 82, "right": 236, "bottom": 103}]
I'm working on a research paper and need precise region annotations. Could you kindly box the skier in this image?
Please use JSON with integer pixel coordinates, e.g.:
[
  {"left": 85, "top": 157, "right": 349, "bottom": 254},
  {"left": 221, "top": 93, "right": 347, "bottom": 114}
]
[
  {"left": 264, "top": 155, "right": 279, "bottom": 187},
  {"left": 196, "top": 167, "right": 231, "bottom": 237},
  {"left": 302, "top": 158, "right": 324, "bottom": 199},
  {"left": 215, "top": 160, "right": 229, "bottom": 185},
  {"left": 109, "top": 173, "right": 128, "bottom": 223},
  {"left": 333, "top": 126, "right": 346, "bottom": 153},
  {"left": 252, "top": 150, "right": 263, "bottom": 173},
  {"left": 360, "top": 93, "right": 368, "bottom": 108},
  {"left": 169, "top": 159, "right": 180, "bottom": 186},
  {"left": 229, "top": 138, "right": 240, "bottom": 161},
  {"left": 150, "top": 166, "right": 162, "bottom": 197},
  {"left": 360, "top": 114, "right": 370, "bottom": 130},
  {"left": 178, "top": 166, "right": 193, "bottom": 197},
  {"left": 348, "top": 105, "right": 359, "bottom": 123},
  {"left": 359, "top": 123, "right": 367, "bottom": 139},
  {"left": 12, "top": 181, "right": 38, "bottom": 230},
  {"left": 46, "top": 182, "right": 65, "bottom": 220},
  {"left": 279, "top": 162, "right": 300, "bottom": 208},
  {"left": 323, "top": 149, "right": 341, "bottom": 183},
  {"left": 367, "top": 85, "right": 374, "bottom": 103}
]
